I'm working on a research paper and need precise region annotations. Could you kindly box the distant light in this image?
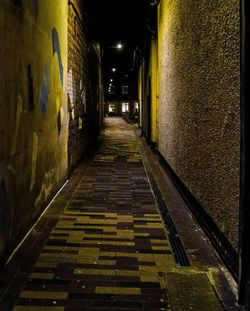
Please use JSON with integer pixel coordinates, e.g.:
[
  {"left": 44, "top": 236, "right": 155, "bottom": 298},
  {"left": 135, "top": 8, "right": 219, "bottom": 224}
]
[
  {"left": 125, "top": 75, "right": 128, "bottom": 78},
  {"left": 110, "top": 79, "right": 113, "bottom": 82},
  {"left": 117, "top": 43, "right": 123, "bottom": 50},
  {"left": 112, "top": 68, "right": 116, "bottom": 72}
]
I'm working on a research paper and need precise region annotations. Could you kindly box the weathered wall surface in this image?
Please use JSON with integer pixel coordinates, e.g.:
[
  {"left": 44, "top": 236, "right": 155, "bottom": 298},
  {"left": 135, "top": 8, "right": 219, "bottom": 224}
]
[
  {"left": 150, "top": 37, "right": 159, "bottom": 145},
  {"left": 139, "top": 37, "right": 158, "bottom": 145},
  {"left": 68, "top": 0, "right": 101, "bottom": 172},
  {"left": 138, "top": 65, "right": 144, "bottom": 128},
  {"left": 158, "top": 0, "right": 240, "bottom": 249},
  {"left": 0, "top": 0, "right": 68, "bottom": 259}
]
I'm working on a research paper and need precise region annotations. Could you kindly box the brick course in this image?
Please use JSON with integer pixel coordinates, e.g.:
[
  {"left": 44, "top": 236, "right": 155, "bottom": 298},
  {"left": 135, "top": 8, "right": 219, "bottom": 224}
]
[{"left": 67, "top": 0, "right": 101, "bottom": 174}]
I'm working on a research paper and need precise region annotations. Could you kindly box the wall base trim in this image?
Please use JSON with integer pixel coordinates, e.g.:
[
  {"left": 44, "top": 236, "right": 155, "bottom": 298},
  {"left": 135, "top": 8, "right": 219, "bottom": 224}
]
[{"left": 158, "top": 153, "right": 239, "bottom": 282}]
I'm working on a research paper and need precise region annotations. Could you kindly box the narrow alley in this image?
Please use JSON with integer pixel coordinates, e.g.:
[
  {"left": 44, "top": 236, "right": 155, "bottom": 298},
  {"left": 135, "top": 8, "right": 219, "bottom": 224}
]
[
  {"left": 0, "top": 118, "right": 237, "bottom": 310},
  {"left": 0, "top": 0, "right": 249, "bottom": 310}
]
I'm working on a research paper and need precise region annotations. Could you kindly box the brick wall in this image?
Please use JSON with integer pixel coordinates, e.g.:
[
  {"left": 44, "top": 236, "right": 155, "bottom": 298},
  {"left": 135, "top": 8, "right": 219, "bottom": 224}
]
[{"left": 68, "top": 0, "right": 101, "bottom": 173}]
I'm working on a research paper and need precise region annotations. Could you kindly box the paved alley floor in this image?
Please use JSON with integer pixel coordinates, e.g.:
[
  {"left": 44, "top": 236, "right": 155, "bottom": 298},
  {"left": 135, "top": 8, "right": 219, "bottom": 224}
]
[{"left": 0, "top": 118, "right": 238, "bottom": 310}]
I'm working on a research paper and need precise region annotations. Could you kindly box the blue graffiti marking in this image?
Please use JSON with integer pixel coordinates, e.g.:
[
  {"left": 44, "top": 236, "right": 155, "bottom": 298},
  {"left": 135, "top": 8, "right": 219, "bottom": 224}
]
[
  {"left": 52, "top": 28, "right": 64, "bottom": 85},
  {"left": 0, "top": 180, "right": 8, "bottom": 231},
  {"left": 40, "top": 62, "right": 50, "bottom": 113}
]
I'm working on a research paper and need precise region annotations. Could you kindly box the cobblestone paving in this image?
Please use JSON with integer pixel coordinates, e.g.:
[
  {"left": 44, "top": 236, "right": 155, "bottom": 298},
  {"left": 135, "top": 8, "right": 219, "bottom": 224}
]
[{"left": 0, "top": 118, "right": 226, "bottom": 311}]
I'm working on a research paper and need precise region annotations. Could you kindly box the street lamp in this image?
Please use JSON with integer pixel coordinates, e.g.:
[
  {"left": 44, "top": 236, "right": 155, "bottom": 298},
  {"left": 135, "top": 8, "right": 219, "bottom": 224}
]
[
  {"left": 103, "top": 42, "right": 124, "bottom": 51},
  {"left": 112, "top": 68, "right": 116, "bottom": 72},
  {"left": 116, "top": 43, "right": 123, "bottom": 50}
]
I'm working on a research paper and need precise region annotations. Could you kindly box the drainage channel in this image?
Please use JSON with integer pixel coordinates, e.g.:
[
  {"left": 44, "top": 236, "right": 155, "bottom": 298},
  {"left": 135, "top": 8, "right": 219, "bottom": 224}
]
[{"left": 139, "top": 142, "right": 190, "bottom": 266}]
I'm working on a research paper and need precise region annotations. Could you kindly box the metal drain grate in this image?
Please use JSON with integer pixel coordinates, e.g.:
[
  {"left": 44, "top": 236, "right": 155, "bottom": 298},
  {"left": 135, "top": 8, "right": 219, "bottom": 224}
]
[{"left": 139, "top": 143, "right": 190, "bottom": 266}]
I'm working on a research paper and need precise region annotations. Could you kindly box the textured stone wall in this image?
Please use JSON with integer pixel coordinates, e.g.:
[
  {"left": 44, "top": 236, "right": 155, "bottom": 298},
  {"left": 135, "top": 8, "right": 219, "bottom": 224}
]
[
  {"left": 0, "top": 0, "right": 68, "bottom": 259},
  {"left": 139, "top": 38, "right": 158, "bottom": 145},
  {"left": 158, "top": 0, "right": 240, "bottom": 250},
  {"left": 68, "top": 0, "right": 101, "bottom": 172}
]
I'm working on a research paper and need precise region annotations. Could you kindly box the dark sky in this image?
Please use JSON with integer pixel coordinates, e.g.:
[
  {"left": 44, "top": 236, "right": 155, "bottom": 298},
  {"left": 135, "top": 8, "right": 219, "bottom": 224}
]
[
  {"left": 85, "top": 0, "right": 149, "bottom": 44},
  {"left": 84, "top": 0, "right": 151, "bottom": 89}
]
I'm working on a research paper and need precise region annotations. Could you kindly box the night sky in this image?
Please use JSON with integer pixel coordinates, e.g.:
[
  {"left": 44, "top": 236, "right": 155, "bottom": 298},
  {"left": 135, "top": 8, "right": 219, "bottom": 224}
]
[{"left": 84, "top": 0, "right": 151, "bottom": 93}]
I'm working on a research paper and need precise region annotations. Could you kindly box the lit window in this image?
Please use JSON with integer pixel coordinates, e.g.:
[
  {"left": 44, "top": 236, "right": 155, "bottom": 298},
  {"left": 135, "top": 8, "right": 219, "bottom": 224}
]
[
  {"left": 134, "top": 102, "right": 139, "bottom": 109},
  {"left": 122, "top": 85, "right": 129, "bottom": 94},
  {"left": 122, "top": 102, "right": 129, "bottom": 113},
  {"left": 109, "top": 104, "right": 116, "bottom": 113}
]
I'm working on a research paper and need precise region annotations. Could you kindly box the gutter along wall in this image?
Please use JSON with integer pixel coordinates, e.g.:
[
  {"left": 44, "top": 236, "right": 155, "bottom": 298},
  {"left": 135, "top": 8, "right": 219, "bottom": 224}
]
[{"left": 138, "top": 0, "right": 240, "bottom": 273}]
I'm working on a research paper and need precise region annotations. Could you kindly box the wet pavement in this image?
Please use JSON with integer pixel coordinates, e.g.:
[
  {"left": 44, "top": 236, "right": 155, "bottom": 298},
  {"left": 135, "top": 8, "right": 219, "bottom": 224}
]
[{"left": 0, "top": 117, "right": 239, "bottom": 310}]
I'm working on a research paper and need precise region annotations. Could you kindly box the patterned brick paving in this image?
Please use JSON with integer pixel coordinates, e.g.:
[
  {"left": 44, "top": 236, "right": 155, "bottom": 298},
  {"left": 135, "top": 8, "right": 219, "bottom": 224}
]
[
  {"left": 0, "top": 117, "right": 226, "bottom": 311},
  {"left": 5, "top": 118, "right": 173, "bottom": 311}
]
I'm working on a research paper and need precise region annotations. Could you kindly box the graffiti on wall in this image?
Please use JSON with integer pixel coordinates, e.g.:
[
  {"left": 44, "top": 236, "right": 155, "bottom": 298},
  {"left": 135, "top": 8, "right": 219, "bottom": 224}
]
[
  {"left": 67, "top": 69, "right": 73, "bottom": 104},
  {"left": 35, "top": 168, "right": 55, "bottom": 208},
  {"left": 56, "top": 97, "right": 65, "bottom": 137},
  {"left": 67, "top": 68, "right": 76, "bottom": 120},
  {"left": 56, "top": 97, "right": 61, "bottom": 136},
  {"left": 28, "top": 65, "right": 34, "bottom": 111},
  {"left": 30, "top": 132, "right": 38, "bottom": 191},
  {"left": 81, "top": 86, "right": 87, "bottom": 114},
  {"left": 11, "top": 94, "right": 23, "bottom": 156},
  {"left": 0, "top": 179, "right": 8, "bottom": 253},
  {"left": 52, "top": 28, "right": 64, "bottom": 86},
  {"left": 0, "top": 180, "right": 8, "bottom": 229},
  {"left": 79, "top": 117, "right": 83, "bottom": 130},
  {"left": 33, "top": 0, "right": 39, "bottom": 19},
  {"left": 40, "top": 62, "right": 50, "bottom": 113},
  {"left": 57, "top": 111, "right": 62, "bottom": 136}
]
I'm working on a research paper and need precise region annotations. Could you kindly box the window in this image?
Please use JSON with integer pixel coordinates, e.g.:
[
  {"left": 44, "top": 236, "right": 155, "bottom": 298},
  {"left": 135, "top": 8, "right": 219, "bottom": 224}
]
[
  {"left": 109, "top": 104, "right": 116, "bottom": 113},
  {"left": 122, "top": 85, "right": 129, "bottom": 94},
  {"left": 122, "top": 102, "right": 129, "bottom": 113}
]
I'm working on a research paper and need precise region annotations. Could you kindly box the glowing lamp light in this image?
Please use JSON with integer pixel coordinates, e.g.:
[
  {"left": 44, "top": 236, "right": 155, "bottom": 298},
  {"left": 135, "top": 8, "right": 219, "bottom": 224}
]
[
  {"left": 117, "top": 43, "right": 123, "bottom": 50},
  {"left": 112, "top": 68, "right": 116, "bottom": 72}
]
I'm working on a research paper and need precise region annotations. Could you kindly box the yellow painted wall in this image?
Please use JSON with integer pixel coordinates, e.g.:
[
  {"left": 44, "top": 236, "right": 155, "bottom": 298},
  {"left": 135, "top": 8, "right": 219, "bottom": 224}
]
[
  {"left": 0, "top": 0, "right": 68, "bottom": 258},
  {"left": 138, "top": 65, "right": 143, "bottom": 128},
  {"left": 137, "top": 38, "right": 158, "bottom": 144},
  {"left": 150, "top": 37, "right": 159, "bottom": 144}
]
